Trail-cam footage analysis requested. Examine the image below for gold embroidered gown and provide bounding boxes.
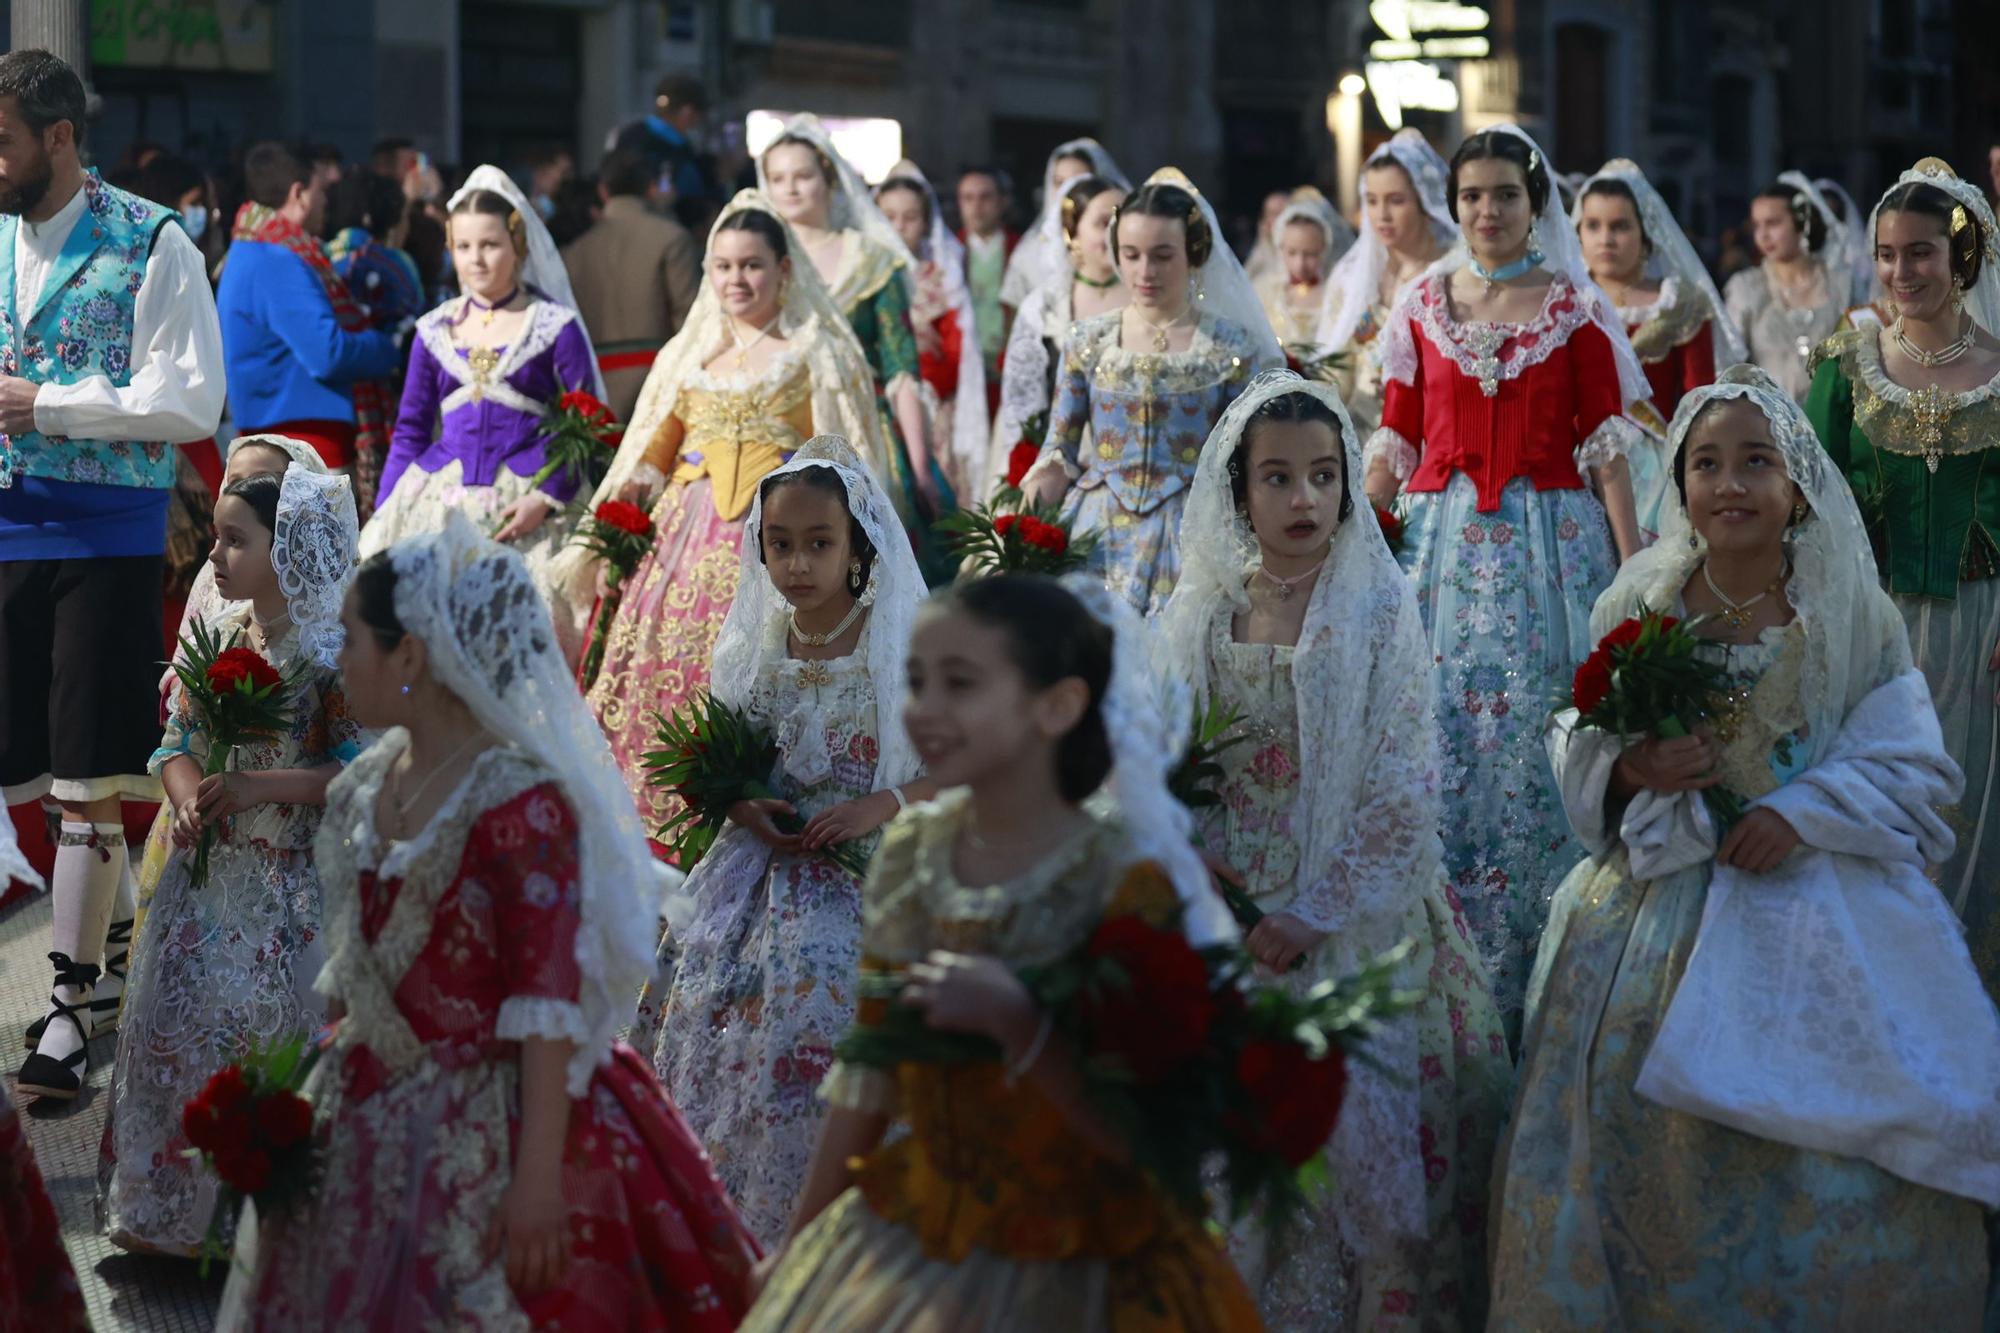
[743,793,1262,1332]
[586,351,814,831]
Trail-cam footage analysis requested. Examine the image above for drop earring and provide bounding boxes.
[848,559,863,594]
[1953,277,1968,311]
[1791,501,1808,525]
[1686,530,1700,551]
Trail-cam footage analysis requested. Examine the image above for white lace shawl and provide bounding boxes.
[1775,171,1859,314]
[548,190,891,610]
[879,163,989,487]
[990,280,1067,478]
[272,463,361,668]
[341,513,671,1096]
[755,114,920,311]
[1156,368,1436,1250]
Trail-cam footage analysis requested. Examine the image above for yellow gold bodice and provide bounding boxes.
[642,357,814,520]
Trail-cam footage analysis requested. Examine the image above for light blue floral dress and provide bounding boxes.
[1039,311,1274,614]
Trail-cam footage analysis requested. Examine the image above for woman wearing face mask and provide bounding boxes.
[988,174,1129,488]
[757,117,954,573]
[1252,189,1353,351]
[1807,159,2000,1000]
[1723,174,1853,401]
[363,166,604,659]
[1316,129,1457,440]
[873,167,988,500]
[1020,168,1284,615]
[553,192,888,834]
[1360,126,1650,1046]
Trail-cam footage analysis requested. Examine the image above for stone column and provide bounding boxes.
[11,0,92,84]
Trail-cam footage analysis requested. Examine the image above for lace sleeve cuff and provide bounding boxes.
[820,1060,899,1115]
[1574,413,1646,473]
[1288,868,1348,936]
[495,995,593,1046]
[1362,427,1419,483]
[630,461,668,494]
[1025,447,1080,485]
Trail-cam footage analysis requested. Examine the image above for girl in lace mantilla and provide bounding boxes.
[1488,366,2000,1328]
[639,438,936,1247]
[558,192,889,839]
[1159,372,1512,1329]
[1360,126,1651,1045]
[1722,174,1853,403]
[224,514,756,1331]
[744,575,1258,1332]
[97,464,364,1254]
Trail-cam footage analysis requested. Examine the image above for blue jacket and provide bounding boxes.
[216,239,400,428]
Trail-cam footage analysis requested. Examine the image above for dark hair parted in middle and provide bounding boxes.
[754,464,878,594]
[712,206,791,261]
[1876,179,1987,289]
[929,575,1115,802]
[1110,181,1213,268]
[1226,390,1355,520]
[1579,178,1652,255]
[1753,183,1828,253]
[1448,130,1551,221]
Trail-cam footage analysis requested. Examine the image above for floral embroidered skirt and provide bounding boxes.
[362,458,582,662]
[585,478,744,836]
[1060,485,1185,618]
[98,842,326,1255]
[1397,473,1617,1047]
[1899,582,2000,1001]
[1488,852,1987,1327]
[228,1042,757,1331]
[0,1081,89,1331]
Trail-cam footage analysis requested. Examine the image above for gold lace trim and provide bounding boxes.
[1824,328,2000,467]
[828,234,903,313]
[1706,624,1808,801]
[1626,281,1712,363]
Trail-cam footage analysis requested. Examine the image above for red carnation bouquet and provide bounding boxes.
[1567,606,1745,826]
[642,692,871,878]
[574,498,656,690]
[170,618,305,888]
[1002,410,1049,489]
[836,882,1412,1229]
[937,485,1100,577]
[529,384,622,496]
[180,1034,322,1272]
[1374,505,1405,555]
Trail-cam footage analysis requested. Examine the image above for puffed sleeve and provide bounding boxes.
[477,784,593,1046]
[380,330,442,505]
[871,276,923,390]
[1366,317,1424,482]
[1804,347,1855,473]
[1568,320,1647,471]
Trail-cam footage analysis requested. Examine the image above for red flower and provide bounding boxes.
[254,1090,313,1149]
[200,1065,252,1113]
[1571,649,1613,715]
[1599,617,1651,652]
[1285,351,1304,374]
[1005,441,1040,488]
[206,647,281,695]
[558,389,611,424]
[1020,517,1069,554]
[994,513,1022,537]
[182,1097,224,1152]
[1233,1038,1348,1166]
[1374,506,1403,547]
[1077,915,1214,1082]
[594,500,652,536]
[214,1144,272,1195]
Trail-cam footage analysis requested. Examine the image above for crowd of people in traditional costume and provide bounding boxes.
[3,40,2000,1333]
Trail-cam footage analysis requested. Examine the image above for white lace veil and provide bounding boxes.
[1813,176,1876,302]
[1003,138,1131,308]
[755,114,919,308]
[387,511,662,1096]
[1864,158,2000,337]
[1272,190,1357,274]
[1155,367,1433,1250]
[1057,574,1239,949]
[1316,129,1458,354]
[710,435,925,791]
[1595,363,1910,754]
[879,163,990,487]
[273,463,360,669]
[549,190,891,609]
[448,164,607,400]
[173,434,334,678]
[1129,167,1284,366]
[1774,171,1858,312]
[1377,125,1653,406]
[1573,159,1749,367]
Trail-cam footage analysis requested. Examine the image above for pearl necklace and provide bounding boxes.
[727,313,782,370]
[1892,314,1975,369]
[1254,556,1327,602]
[789,598,865,647]
[1701,558,1790,631]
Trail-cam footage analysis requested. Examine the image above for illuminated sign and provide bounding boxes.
[746,111,905,185]
[1368,0,1491,42]
[1364,60,1460,130]
[1368,35,1491,59]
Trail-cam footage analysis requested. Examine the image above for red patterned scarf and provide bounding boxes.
[236,202,397,516]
